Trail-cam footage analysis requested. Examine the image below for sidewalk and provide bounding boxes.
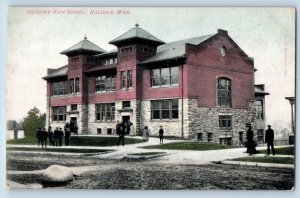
[7,137,294,167]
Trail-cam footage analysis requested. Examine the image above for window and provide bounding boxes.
[52,107,66,121]
[71,104,77,111]
[220,137,232,145]
[254,100,264,120]
[95,103,115,121]
[107,128,112,135]
[121,46,133,54]
[217,78,231,107]
[52,81,67,96]
[102,58,115,65]
[219,115,232,129]
[207,133,213,142]
[151,66,178,87]
[122,101,131,108]
[121,71,126,89]
[95,74,116,92]
[70,78,79,94]
[97,128,102,134]
[197,133,203,141]
[151,99,178,120]
[127,70,132,88]
[71,57,79,62]
[257,129,264,144]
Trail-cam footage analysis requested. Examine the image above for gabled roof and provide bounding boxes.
[141,35,213,64]
[61,36,106,55]
[43,65,68,80]
[109,24,165,45]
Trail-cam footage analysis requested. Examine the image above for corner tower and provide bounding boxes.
[60,36,106,134]
[109,24,165,132]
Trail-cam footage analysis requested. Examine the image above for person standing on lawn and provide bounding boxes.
[143,126,149,142]
[58,127,64,146]
[48,126,53,146]
[53,127,60,147]
[41,128,48,148]
[64,124,71,146]
[129,122,135,136]
[159,126,164,144]
[246,124,256,155]
[265,125,276,155]
[36,127,42,147]
[118,123,125,146]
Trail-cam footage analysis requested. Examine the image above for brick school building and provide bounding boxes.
[43,25,268,145]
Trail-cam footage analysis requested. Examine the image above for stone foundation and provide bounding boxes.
[187,99,257,145]
[47,98,258,146]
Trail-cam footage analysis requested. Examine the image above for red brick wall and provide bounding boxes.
[185,33,254,108]
[141,67,183,100]
[47,32,254,109]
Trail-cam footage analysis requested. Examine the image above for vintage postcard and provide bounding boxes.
[6,7,295,190]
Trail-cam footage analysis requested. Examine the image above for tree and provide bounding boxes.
[21,107,46,138]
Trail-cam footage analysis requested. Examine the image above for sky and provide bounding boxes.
[6,7,295,132]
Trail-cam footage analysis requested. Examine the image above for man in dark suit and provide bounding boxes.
[53,127,60,147]
[36,127,42,147]
[118,123,125,146]
[48,126,53,146]
[159,126,164,144]
[58,128,64,146]
[265,125,275,155]
[41,128,48,148]
[64,124,71,146]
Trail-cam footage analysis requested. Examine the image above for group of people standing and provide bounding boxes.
[246,123,275,156]
[116,121,165,146]
[116,121,134,146]
[36,120,78,148]
[142,126,164,144]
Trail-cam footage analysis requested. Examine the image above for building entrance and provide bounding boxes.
[70,117,77,123]
[122,116,130,124]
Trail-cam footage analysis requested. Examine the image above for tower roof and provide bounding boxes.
[61,36,106,56]
[109,24,165,45]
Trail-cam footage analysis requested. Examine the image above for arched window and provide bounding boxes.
[217,78,231,107]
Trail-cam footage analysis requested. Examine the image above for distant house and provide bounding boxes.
[43,25,268,146]
[6,120,24,140]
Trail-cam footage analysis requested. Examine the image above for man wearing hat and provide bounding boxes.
[265,125,275,155]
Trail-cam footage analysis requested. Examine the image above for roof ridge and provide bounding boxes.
[161,34,213,46]
[110,26,137,42]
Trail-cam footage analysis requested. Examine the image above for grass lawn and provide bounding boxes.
[7,136,143,147]
[257,146,294,155]
[69,136,143,146]
[6,147,112,153]
[231,156,294,164]
[142,142,237,150]
[128,152,166,156]
[7,137,37,145]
